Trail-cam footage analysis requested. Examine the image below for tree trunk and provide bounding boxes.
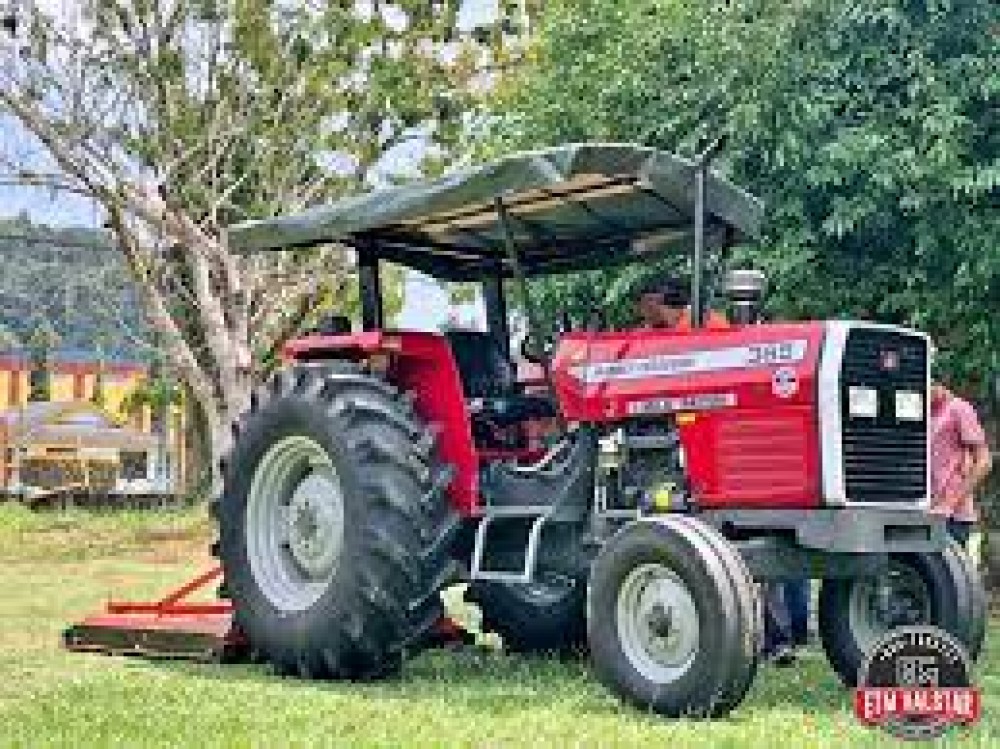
[206,407,232,498]
[181,381,248,502]
[182,394,211,499]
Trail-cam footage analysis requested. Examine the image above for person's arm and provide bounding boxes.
[954,442,992,500]
[944,401,992,506]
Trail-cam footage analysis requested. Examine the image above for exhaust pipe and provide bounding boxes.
[723,269,767,325]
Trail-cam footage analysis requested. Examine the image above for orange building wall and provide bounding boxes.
[0,361,144,420]
[50,373,76,404]
[100,372,146,421]
[0,358,188,495]
[0,370,27,412]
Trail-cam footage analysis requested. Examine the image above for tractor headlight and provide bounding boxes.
[848,386,878,418]
[894,391,924,421]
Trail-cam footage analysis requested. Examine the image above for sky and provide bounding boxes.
[0,0,500,331]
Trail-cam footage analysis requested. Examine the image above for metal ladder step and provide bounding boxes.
[480,504,554,517]
[470,513,548,584]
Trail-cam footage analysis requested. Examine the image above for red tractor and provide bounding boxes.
[205,144,982,717]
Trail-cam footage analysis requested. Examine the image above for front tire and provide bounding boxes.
[818,543,986,687]
[587,516,760,718]
[214,364,458,679]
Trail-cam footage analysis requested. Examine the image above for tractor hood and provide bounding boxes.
[225,143,764,281]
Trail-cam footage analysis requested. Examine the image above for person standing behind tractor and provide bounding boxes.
[930,376,992,549]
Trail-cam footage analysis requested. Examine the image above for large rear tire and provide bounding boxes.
[818,543,985,687]
[465,574,587,654]
[214,364,459,679]
[587,517,760,718]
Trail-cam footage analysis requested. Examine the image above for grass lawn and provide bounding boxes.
[0,504,996,748]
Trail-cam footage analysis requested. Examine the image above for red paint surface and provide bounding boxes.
[284,332,480,515]
[73,611,233,634]
[477,447,548,464]
[65,565,239,656]
[285,323,829,513]
[0,357,144,376]
[551,322,825,509]
[854,687,981,726]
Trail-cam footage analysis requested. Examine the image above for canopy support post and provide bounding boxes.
[692,136,727,329]
[693,165,706,329]
[494,198,566,432]
[482,275,510,359]
[358,247,383,331]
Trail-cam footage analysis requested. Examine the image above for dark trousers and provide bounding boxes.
[947,519,974,549]
[785,578,811,645]
[764,580,810,652]
[763,583,792,653]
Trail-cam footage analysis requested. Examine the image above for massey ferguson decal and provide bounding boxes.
[571,339,808,384]
[627,393,737,416]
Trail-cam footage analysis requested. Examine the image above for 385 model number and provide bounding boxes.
[748,341,803,366]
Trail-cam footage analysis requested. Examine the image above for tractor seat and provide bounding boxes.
[444,330,555,425]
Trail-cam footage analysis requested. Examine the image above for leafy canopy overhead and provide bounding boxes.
[484,0,999,397]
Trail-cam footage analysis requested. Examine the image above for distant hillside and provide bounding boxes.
[0,216,149,362]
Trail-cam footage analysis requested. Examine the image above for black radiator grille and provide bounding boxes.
[840,329,928,504]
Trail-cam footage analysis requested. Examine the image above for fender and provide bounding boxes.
[283,331,479,515]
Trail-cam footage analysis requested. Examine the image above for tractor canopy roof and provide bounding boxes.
[226,143,763,282]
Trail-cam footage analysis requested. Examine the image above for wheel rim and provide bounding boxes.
[616,563,700,683]
[245,435,345,612]
[848,563,932,655]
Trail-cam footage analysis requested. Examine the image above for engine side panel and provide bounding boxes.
[551,323,826,508]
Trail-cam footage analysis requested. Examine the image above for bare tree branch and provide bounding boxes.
[1,0,535,482]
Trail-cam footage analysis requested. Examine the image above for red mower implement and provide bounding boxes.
[64,564,472,660]
[63,566,242,661]
[66,143,985,718]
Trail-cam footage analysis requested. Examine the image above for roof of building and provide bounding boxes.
[0,401,158,450]
[0,356,145,375]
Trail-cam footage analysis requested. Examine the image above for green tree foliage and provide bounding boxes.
[485,0,999,396]
[0,217,145,361]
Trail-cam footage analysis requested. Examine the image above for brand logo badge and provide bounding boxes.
[880,349,900,371]
[771,367,798,398]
